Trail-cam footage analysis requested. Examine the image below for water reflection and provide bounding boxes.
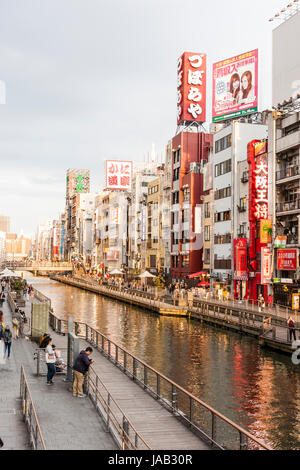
[28,274,300,450]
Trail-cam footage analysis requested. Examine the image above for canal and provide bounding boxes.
[28,274,300,450]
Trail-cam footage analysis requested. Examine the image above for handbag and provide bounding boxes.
[12,318,19,327]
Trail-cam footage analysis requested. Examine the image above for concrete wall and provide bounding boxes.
[273,11,300,105]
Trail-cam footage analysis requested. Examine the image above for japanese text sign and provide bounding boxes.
[106,161,133,191]
[234,238,248,281]
[212,49,258,122]
[261,247,272,285]
[277,249,298,271]
[254,146,268,221]
[177,52,207,124]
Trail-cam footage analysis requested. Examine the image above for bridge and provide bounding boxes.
[5,261,73,274]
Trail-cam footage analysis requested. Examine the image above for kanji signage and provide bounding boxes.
[177,52,207,124]
[260,219,272,244]
[105,161,133,191]
[277,249,298,271]
[261,247,272,285]
[233,238,248,281]
[254,142,268,220]
[212,49,258,122]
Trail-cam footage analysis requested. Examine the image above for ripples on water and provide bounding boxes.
[28,274,300,450]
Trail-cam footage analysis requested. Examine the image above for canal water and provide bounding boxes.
[27,274,300,450]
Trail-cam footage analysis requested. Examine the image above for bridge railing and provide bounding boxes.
[20,365,46,450]
[47,310,271,450]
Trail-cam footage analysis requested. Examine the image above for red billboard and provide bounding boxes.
[177,52,206,124]
[105,161,133,191]
[277,249,298,271]
[212,49,258,122]
[234,239,248,281]
[261,247,272,285]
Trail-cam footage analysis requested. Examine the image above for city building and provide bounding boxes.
[69,193,95,266]
[5,233,32,261]
[171,131,212,280]
[0,231,6,266]
[146,176,164,274]
[203,161,213,274]
[211,120,268,295]
[0,215,10,234]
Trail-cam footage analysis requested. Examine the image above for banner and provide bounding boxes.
[212,49,258,122]
[260,220,272,244]
[234,239,248,281]
[106,161,133,191]
[261,247,272,285]
[277,249,298,271]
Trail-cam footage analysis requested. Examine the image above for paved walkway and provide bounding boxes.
[0,300,31,450]
[2,296,116,450]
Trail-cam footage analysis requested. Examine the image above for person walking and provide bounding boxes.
[288,317,297,343]
[12,308,22,339]
[3,327,12,359]
[73,347,94,398]
[45,338,56,385]
[0,311,5,363]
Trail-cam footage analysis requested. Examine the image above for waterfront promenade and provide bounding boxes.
[52,275,298,355]
[0,286,271,450]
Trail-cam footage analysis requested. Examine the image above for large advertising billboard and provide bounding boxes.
[177,52,207,125]
[277,249,298,271]
[261,247,272,285]
[105,161,133,191]
[212,49,258,122]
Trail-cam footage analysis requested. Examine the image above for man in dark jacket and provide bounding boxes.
[73,347,94,397]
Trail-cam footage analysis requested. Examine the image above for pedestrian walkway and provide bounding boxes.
[0,301,30,450]
[2,297,116,450]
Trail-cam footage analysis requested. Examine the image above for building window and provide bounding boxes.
[181,231,190,244]
[204,226,210,242]
[173,168,180,181]
[204,202,210,219]
[214,258,232,270]
[181,255,190,268]
[214,211,231,223]
[214,233,232,244]
[215,186,232,201]
[173,150,181,164]
[215,159,232,177]
[239,197,247,211]
[183,187,190,202]
[172,212,179,225]
[172,192,179,205]
[215,134,232,154]
[172,255,179,268]
[204,249,210,265]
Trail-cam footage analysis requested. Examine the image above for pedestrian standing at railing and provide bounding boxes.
[288,317,297,342]
[3,326,12,359]
[73,347,94,398]
[45,338,56,385]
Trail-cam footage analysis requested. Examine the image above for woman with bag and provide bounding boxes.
[12,308,21,340]
[45,338,56,385]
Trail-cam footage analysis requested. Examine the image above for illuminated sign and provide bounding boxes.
[177,52,207,125]
[277,249,298,271]
[212,49,258,122]
[233,238,248,281]
[254,144,268,220]
[260,220,272,244]
[105,161,133,191]
[110,208,119,224]
[261,247,272,285]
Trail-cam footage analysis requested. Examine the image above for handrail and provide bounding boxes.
[87,366,151,450]
[20,365,46,450]
[47,307,271,450]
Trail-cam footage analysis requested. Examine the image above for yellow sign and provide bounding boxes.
[292,294,300,311]
[260,219,272,244]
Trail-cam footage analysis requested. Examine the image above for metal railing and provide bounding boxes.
[47,310,271,450]
[87,366,151,450]
[20,365,46,450]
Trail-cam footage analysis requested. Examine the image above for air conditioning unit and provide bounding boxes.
[190,162,201,174]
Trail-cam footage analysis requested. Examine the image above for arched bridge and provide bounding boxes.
[5,261,73,274]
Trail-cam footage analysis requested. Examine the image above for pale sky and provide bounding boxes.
[0,0,287,235]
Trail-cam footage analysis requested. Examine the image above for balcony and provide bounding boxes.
[277,165,300,183]
[276,130,300,153]
[277,199,300,215]
[237,206,247,213]
[241,174,249,183]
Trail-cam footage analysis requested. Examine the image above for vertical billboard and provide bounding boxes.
[177,52,207,124]
[261,247,272,285]
[212,49,258,122]
[105,161,133,191]
[233,238,248,281]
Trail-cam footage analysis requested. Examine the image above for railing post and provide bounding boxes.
[156,374,160,399]
[189,397,193,425]
[107,393,111,429]
[108,340,111,358]
[124,351,127,372]
[96,332,99,349]
[240,433,248,450]
[85,324,88,342]
[101,335,104,352]
[133,357,137,380]
[144,366,148,390]
[122,417,130,450]
[211,412,217,445]
[37,351,40,376]
[115,345,118,365]
[171,384,177,412]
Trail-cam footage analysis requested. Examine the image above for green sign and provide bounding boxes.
[212,107,258,123]
[273,278,281,284]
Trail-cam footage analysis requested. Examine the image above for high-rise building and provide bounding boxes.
[0,215,10,233]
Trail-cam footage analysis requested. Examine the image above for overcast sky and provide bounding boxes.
[0,0,287,235]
